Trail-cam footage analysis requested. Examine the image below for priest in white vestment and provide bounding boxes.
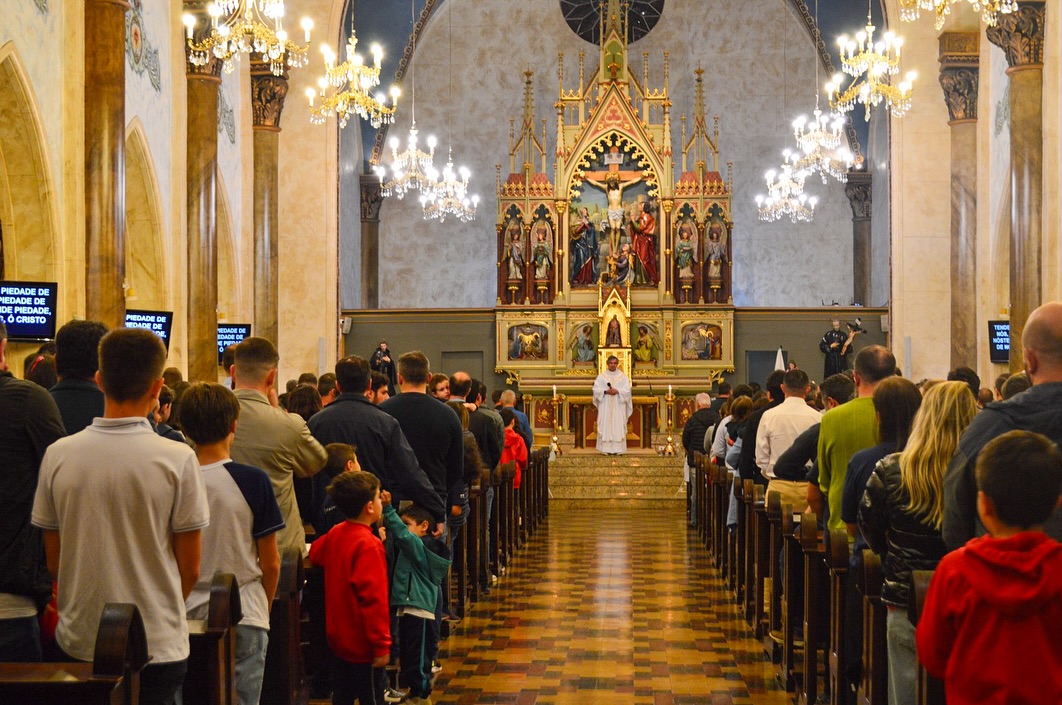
[593,355,633,454]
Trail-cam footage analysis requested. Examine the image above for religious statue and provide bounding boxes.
[705,221,727,304]
[610,243,635,285]
[533,223,553,280]
[632,325,658,365]
[629,202,659,286]
[584,172,643,255]
[604,315,623,347]
[572,324,596,362]
[569,207,598,286]
[674,221,697,303]
[505,223,525,282]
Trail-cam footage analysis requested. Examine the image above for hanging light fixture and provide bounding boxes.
[374,0,437,200]
[421,0,479,221]
[899,0,1016,29]
[305,11,400,129]
[183,0,313,76]
[756,0,817,223]
[828,0,916,121]
[792,0,855,184]
[756,149,818,223]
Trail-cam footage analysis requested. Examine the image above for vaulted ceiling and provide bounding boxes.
[345,0,888,168]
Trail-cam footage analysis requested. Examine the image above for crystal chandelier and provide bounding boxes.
[183,1,312,76]
[373,0,437,200]
[899,0,1016,29]
[306,37,400,129]
[421,153,480,222]
[756,149,818,224]
[797,141,855,184]
[828,2,916,121]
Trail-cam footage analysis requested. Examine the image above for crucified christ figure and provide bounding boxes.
[583,172,642,256]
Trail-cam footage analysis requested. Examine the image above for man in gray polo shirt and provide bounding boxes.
[33,328,208,705]
[230,337,327,557]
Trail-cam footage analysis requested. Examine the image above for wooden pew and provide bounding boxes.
[467,472,485,601]
[0,603,149,705]
[826,530,850,705]
[763,490,784,663]
[700,457,712,551]
[778,504,802,692]
[710,465,727,568]
[741,480,759,624]
[799,511,830,705]
[185,573,242,705]
[733,478,750,601]
[909,570,944,705]
[751,484,769,638]
[262,548,304,705]
[858,550,888,705]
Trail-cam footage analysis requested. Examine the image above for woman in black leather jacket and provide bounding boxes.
[858,380,978,705]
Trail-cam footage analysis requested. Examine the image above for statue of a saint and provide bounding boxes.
[572,324,596,362]
[675,222,697,302]
[630,202,659,285]
[705,222,727,303]
[584,172,642,255]
[605,315,623,347]
[632,325,658,364]
[570,208,598,286]
[533,224,552,280]
[505,224,525,282]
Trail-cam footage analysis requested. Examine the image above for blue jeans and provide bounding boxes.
[0,616,42,662]
[886,606,916,705]
[235,625,269,705]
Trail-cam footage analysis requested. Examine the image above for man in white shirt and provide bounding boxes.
[754,368,821,511]
[593,355,633,455]
[33,328,209,705]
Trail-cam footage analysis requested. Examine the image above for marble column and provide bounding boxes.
[250,63,288,346]
[85,0,130,328]
[987,2,1046,373]
[185,41,221,382]
[360,174,383,309]
[939,32,980,370]
[844,173,872,306]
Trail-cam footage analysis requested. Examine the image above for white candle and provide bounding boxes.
[553,385,557,398]
[668,384,673,396]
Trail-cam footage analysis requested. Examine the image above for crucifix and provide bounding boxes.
[582,146,644,255]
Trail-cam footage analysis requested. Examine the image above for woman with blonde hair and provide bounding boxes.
[858,380,978,705]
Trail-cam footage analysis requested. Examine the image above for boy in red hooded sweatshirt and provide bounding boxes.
[916,430,1062,704]
[500,408,528,490]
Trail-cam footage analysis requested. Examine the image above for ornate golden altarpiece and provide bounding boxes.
[494,0,735,448]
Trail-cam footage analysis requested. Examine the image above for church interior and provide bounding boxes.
[0,0,1059,702]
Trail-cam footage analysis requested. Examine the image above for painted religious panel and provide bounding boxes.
[506,323,549,362]
[681,322,724,361]
[631,321,662,368]
[569,321,598,365]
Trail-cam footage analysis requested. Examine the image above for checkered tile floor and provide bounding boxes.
[432,504,790,704]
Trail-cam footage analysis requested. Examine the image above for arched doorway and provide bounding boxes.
[124,119,167,309]
[216,167,240,323]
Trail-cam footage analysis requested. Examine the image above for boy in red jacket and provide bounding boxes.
[916,430,1062,704]
[308,471,390,705]
[499,408,528,489]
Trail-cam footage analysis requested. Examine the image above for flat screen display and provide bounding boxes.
[0,281,59,342]
[125,309,174,349]
[218,324,251,364]
[988,320,1010,364]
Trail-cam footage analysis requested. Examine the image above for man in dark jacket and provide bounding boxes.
[682,392,719,469]
[309,355,445,530]
[0,321,66,661]
[738,370,786,485]
[49,319,108,434]
[944,302,1062,549]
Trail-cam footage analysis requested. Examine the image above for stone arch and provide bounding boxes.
[124,118,167,309]
[216,167,239,322]
[0,42,59,282]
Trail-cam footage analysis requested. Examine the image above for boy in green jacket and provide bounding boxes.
[381,491,451,705]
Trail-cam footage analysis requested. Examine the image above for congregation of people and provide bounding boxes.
[685,301,1062,705]
[0,323,533,705]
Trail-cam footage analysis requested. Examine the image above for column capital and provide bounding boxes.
[938,32,979,123]
[360,174,384,221]
[250,62,289,131]
[844,172,872,221]
[986,2,1045,70]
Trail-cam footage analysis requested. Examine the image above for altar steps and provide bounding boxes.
[549,451,685,505]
